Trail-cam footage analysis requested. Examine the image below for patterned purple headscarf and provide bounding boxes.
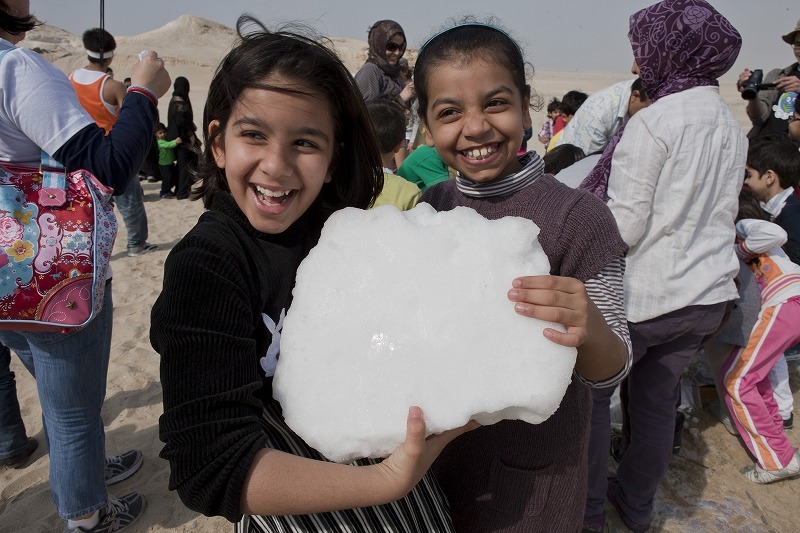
[580,0,742,200]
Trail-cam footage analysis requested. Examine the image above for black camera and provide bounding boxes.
[740,69,777,100]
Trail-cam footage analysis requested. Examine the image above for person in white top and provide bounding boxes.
[555,78,650,155]
[0,1,170,530]
[721,190,800,484]
[579,2,746,532]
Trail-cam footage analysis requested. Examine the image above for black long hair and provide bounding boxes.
[194,15,383,220]
[0,1,39,35]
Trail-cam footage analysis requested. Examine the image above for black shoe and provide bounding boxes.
[610,433,625,463]
[784,413,794,430]
[63,491,147,532]
[0,437,38,469]
[105,450,144,486]
[673,411,685,454]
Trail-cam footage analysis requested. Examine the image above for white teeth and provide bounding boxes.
[464,145,497,160]
[255,185,291,198]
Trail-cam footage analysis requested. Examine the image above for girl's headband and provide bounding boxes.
[418,22,519,55]
[86,49,113,59]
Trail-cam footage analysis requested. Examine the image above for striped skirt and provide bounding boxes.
[236,401,455,533]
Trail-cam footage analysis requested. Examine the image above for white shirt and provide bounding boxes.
[607,86,745,322]
[557,79,635,154]
[553,153,601,189]
[763,187,794,219]
[0,39,92,165]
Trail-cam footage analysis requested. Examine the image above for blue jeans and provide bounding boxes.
[0,286,113,519]
[115,180,148,248]
[0,342,29,459]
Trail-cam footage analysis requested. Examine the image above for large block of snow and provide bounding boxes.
[273,203,577,463]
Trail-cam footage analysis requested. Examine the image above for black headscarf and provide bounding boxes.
[172,76,191,100]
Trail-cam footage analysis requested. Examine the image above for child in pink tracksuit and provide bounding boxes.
[722,189,800,484]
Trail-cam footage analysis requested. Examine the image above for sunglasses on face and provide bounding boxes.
[386,41,405,52]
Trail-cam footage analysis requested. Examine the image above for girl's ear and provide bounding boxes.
[423,123,435,148]
[208,120,225,169]
[325,143,343,184]
[521,92,533,130]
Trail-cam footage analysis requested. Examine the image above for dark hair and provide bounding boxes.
[366,99,406,154]
[414,20,540,123]
[546,98,561,114]
[559,90,588,116]
[737,188,772,222]
[194,15,383,217]
[0,1,39,35]
[82,27,116,63]
[631,78,648,101]
[155,122,167,133]
[543,144,586,175]
[747,134,800,189]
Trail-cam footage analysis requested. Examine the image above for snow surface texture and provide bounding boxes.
[273,203,578,463]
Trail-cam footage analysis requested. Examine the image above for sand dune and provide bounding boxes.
[1,16,797,533]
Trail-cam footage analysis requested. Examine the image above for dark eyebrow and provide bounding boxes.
[430,85,516,109]
[231,116,331,143]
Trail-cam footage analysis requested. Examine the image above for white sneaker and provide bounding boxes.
[744,451,800,484]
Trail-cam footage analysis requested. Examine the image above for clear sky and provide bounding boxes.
[31,0,799,75]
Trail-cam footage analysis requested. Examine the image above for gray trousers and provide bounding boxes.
[585,302,727,529]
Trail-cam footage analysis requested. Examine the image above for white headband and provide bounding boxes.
[86,49,113,59]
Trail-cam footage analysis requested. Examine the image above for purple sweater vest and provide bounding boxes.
[420,175,627,532]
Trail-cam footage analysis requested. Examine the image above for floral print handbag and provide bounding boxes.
[0,153,117,331]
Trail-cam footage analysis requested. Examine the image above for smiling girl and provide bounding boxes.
[150,16,471,533]
[413,21,632,531]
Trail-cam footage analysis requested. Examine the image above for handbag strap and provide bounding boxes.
[40,151,66,194]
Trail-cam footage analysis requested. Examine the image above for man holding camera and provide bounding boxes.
[738,19,800,139]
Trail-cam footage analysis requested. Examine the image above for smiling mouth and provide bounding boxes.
[255,185,293,205]
[461,144,498,160]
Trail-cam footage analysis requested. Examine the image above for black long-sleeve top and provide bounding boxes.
[151,192,311,521]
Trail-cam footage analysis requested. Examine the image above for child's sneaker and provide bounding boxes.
[784,413,793,430]
[105,450,143,486]
[63,492,146,532]
[744,451,800,484]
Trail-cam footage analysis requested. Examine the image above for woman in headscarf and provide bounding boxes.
[166,76,198,199]
[579,2,747,532]
[354,20,415,106]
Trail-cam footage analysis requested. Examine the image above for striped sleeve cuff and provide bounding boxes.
[575,256,632,388]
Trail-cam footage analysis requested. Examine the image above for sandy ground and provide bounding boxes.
[2,16,798,533]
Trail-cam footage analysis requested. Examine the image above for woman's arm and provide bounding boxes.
[52,53,170,194]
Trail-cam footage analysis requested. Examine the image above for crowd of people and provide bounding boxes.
[2,0,799,532]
